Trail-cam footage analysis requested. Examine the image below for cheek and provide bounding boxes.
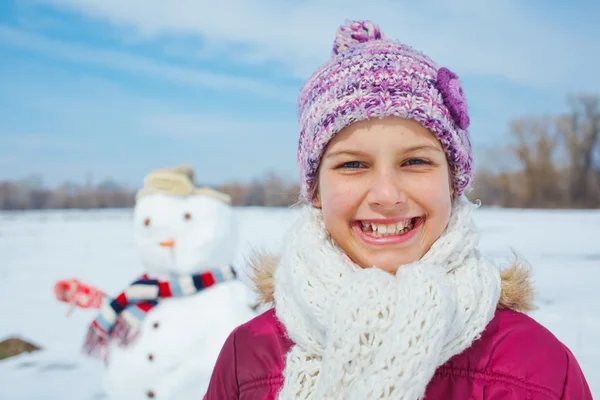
[319,173,360,216]
[420,172,453,230]
[433,195,452,227]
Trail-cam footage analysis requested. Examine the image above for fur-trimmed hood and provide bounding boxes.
[248,253,536,313]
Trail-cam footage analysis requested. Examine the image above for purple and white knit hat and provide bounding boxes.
[297,20,473,201]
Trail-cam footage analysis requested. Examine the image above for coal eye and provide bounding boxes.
[184,212,192,221]
[144,218,151,227]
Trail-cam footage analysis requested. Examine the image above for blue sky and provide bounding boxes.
[0,0,598,189]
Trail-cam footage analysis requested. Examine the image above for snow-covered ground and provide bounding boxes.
[0,206,598,398]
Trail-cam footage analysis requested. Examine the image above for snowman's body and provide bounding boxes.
[103,281,251,399]
[102,189,256,399]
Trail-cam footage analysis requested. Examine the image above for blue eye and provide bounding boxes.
[341,161,363,168]
[406,159,428,166]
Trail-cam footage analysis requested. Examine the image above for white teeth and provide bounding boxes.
[360,219,416,237]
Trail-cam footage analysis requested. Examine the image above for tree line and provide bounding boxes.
[470,95,599,208]
[1,95,598,210]
[0,173,300,210]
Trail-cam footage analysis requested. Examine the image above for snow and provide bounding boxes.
[0,206,598,398]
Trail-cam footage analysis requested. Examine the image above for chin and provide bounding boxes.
[361,251,422,273]
[365,260,401,274]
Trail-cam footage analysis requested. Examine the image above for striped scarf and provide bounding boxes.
[83,265,237,362]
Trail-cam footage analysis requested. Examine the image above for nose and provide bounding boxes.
[159,240,175,248]
[368,169,407,208]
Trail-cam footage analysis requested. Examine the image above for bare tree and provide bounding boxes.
[510,117,563,207]
[244,182,266,206]
[263,173,301,207]
[0,183,31,210]
[217,182,247,206]
[556,95,600,207]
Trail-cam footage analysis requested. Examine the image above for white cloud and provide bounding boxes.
[0,25,298,101]
[29,0,599,90]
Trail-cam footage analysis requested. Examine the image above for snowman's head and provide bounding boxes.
[133,192,237,276]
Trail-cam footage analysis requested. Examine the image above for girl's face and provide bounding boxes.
[314,116,453,273]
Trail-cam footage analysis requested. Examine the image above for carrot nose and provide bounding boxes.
[159,240,175,248]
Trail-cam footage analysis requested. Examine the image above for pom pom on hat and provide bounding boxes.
[332,20,386,55]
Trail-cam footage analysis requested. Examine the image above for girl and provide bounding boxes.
[205,21,592,399]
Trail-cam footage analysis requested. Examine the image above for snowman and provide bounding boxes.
[54,165,257,399]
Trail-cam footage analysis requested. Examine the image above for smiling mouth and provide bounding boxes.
[357,217,424,238]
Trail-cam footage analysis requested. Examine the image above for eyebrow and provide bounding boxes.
[326,144,443,159]
[325,150,369,159]
[401,144,444,154]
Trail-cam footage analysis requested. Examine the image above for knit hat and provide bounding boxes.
[297,20,473,201]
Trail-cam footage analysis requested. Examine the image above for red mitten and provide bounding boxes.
[54,278,105,310]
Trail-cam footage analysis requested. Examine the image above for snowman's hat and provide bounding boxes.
[135,164,232,204]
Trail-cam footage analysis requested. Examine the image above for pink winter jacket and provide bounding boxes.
[205,261,593,399]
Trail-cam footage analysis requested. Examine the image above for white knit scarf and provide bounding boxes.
[273,197,501,399]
